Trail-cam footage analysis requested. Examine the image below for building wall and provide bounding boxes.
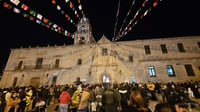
[0,36,200,88]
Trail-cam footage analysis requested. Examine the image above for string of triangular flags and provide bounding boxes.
[52,0,76,26]
[51,0,85,26]
[1,0,74,38]
[116,0,136,39]
[113,0,121,40]
[113,0,161,41]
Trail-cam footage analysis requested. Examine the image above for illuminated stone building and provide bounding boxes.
[0,18,200,88]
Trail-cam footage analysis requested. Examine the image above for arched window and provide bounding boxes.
[102,74,109,83]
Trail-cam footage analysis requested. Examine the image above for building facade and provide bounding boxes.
[0,18,200,88]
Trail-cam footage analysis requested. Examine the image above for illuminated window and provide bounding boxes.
[148,66,156,77]
[166,65,175,77]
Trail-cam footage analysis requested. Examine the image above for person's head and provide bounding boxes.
[128,90,145,107]
[11,91,18,99]
[155,103,173,112]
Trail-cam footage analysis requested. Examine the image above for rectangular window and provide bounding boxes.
[128,55,133,62]
[17,61,23,70]
[198,42,200,48]
[166,65,176,76]
[148,66,156,77]
[184,64,195,76]
[55,59,60,68]
[144,45,151,55]
[78,59,82,65]
[13,77,18,87]
[177,43,185,52]
[102,48,108,56]
[35,58,43,69]
[52,76,57,85]
[160,44,168,54]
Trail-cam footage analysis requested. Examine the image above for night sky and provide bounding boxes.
[0,0,200,70]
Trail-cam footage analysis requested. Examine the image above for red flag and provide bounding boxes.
[3,2,12,9]
[70,2,73,8]
[142,1,147,7]
[43,17,48,23]
[65,14,70,21]
[46,25,50,29]
[78,0,81,3]
[29,16,35,21]
[67,32,70,37]
[21,3,29,11]
[58,26,61,31]
[153,0,158,7]
[77,14,79,18]
[52,0,56,4]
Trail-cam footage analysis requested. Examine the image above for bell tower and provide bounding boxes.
[74,17,95,45]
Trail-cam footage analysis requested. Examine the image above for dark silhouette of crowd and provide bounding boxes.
[0,80,200,112]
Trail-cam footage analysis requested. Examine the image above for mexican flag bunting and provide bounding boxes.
[36,13,43,20]
[142,0,147,7]
[3,2,12,9]
[41,23,46,27]
[144,10,148,16]
[53,24,58,28]
[23,13,29,18]
[78,5,82,10]
[50,27,54,31]
[48,21,53,26]
[29,16,35,21]
[65,14,70,21]
[78,0,80,4]
[58,26,61,31]
[153,0,158,7]
[10,0,20,6]
[65,0,69,3]
[36,20,41,24]
[43,17,48,23]
[67,32,70,37]
[13,7,20,14]
[61,10,65,15]
[46,24,50,29]
[57,5,61,10]
[70,19,73,23]
[52,0,56,4]
[65,30,68,36]
[69,1,73,8]
[21,3,29,11]
[76,14,79,18]
[29,9,37,16]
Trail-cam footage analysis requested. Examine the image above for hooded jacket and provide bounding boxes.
[59,91,71,104]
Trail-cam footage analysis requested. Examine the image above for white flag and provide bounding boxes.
[37,13,43,20]
[65,0,69,3]
[57,5,61,10]
[10,0,20,6]
[78,5,82,10]
[13,7,20,13]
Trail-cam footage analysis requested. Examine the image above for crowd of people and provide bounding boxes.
[0,80,200,112]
